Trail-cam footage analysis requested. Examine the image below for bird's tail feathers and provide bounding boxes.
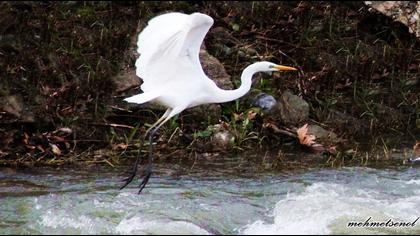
[124,92,160,104]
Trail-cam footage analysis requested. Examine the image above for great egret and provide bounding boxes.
[120,12,297,194]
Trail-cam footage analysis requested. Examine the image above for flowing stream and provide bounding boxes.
[1,154,420,235]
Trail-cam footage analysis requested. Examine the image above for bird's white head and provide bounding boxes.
[257,61,298,72]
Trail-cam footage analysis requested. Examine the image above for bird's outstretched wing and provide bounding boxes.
[135,12,214,92]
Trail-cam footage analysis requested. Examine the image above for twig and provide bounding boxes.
[263,123,297,138]
[110,105,133,113]
[91,123,134,129]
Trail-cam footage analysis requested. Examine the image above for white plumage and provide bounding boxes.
[133,12,213,92]
[121,12,297,193]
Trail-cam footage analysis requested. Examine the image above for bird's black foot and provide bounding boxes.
[119,128,157,194]
[138,164,153,194]
[120,169,137,190]
[120,163,153,194]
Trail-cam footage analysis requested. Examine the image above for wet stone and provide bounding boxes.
[252,93,277,113]
[208,124,235,151]
[272,90,310,125]
[307,124,339,144]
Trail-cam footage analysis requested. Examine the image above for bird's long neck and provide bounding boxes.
[211,63,261,103]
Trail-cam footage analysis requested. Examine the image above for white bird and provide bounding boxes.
[120,12,297,193]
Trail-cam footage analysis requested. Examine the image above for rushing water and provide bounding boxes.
[1,155,420,235]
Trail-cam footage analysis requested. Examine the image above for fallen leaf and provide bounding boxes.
[112,143,128,150]
[0,150,9,157]
[296,124,316,146]
[50,144,61,156]
[23,132,30,145]
[54,127,73,134]
[247,111,257,120]
[48,135,66,142]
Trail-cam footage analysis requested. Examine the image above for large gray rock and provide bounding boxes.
[273,90,310,125]
[325,110,366,136]
[306,124,338,144]
[0,95,34,123]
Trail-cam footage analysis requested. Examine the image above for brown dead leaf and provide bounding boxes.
[40,84,52,96]
[54,127,73,135]
[296,124,316,146]
[50,144,61,156]
[247,110,257,120]
[25,145,36,150]
[0,150,9,157]
[48,135,66,142]
[23,132,30,145]
[112,143,128,150]
[296,124,337,154]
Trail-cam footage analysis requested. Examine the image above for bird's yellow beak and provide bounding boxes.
[273,65,298,71]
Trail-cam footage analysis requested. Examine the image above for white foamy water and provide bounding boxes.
[242,181,420,235]
[1,165,420,235]
[116,216,210,235]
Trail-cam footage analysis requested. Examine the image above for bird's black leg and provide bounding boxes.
[137,127,159,194]
[120,134,147,190]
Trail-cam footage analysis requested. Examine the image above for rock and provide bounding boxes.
[112,68,140,93]
[208,124,235,151]
[209,26,241,47]
[185,104,222,126]
[0,95,35,123]
[273,90,309,125]
[307,124,338,144]
[295,123,339,154]
[251,92,277,113]
[325,110,366,135]
[365,1,420,38]
[199,46,233,90]
[112,21,141,95]
[0,95,22,118]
